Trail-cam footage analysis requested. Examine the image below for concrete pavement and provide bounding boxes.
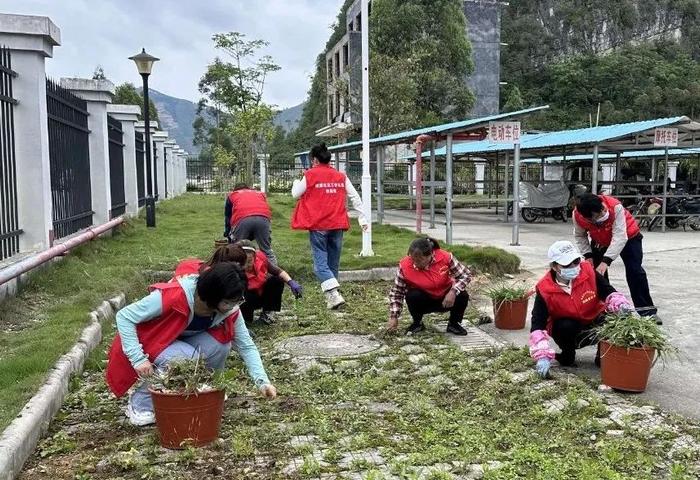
[383,208,700,419]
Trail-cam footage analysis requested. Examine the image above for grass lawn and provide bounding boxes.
[20,282,700,479]
[0,194,518,431]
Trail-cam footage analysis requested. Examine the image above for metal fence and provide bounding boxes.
[152,141,159,200]
[186,158,259,193]
[107,115,126,217]
[0,46,21,261]
[46,78,92,240]
[135,131,146,207]
[163,147,168,198]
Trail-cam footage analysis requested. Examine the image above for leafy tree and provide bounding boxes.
[113,82,159,123]
[195,32,280,183]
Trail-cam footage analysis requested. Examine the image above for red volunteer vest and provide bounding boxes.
[174,258,205,277]
[105,281,238,397]
[228,189,271,227]
[291,164,350,231]
[536,262,605,334]
[398,248,455,299]
[246,250,269,295]
[573,195,640,247]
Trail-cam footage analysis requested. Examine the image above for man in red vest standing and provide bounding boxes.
[573,193,659,324]
[224,184,277,265]
[291,143,368,310]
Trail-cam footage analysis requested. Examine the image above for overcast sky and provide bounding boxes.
[3,0,345,108]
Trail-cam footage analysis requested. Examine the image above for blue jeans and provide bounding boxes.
[130,331,231,413]
[309,230,344,290]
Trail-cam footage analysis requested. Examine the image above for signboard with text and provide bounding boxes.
[488,121,521,144]
[654,128,678,147]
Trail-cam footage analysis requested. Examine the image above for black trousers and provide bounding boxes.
[240,276,284,323]
[550,315,604,365]
[591,234,656,315]
[405,289,469,326]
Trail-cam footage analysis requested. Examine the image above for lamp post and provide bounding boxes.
[129,48,159,227]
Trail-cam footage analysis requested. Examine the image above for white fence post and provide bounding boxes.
[107,104,140,216]
[61,77,115,226]
[0,14,60,251]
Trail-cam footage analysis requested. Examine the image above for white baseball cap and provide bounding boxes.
[547,240,581,266]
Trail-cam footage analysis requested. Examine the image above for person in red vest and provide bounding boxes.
[573,193,659,324]
[386,237,472,336]
[529,240,636,378]
[291,143,368,310]
[235,240,303,325]
[224,183,277,265]
[106,262,276,426]
[174,242,303,326]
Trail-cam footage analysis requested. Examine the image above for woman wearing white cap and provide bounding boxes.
[529,240,635,378]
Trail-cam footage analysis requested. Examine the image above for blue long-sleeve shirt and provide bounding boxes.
[115,275,270,387]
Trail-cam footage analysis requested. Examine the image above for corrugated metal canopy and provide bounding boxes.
[294,105,549,156]
[400,116,700,160]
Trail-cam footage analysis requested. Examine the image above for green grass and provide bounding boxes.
[0,194,518,431]
[21,281,700,479]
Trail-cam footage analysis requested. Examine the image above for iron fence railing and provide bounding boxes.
[46,78,93,240]
[107,115,126,217]
[135,131,146,207]
[0,46,21,260]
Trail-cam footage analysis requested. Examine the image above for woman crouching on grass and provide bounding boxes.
[105,262,277,427]
[386,237,473,336]
[175,242,303,326]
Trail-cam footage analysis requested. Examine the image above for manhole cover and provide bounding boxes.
[276,333,382,358]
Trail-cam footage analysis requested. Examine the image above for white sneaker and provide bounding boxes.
[125,402,156,426]
[325,288,346,310]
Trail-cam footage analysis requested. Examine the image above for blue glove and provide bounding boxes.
[287,280,303,299]
[535,358,551,379]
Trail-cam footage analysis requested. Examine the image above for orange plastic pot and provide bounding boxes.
[150,388,225,449]
[493,298,528,330]
[599,340,656,392]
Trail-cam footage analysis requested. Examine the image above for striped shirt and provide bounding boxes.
[389,254,472,319]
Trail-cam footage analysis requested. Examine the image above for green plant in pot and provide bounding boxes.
[149,357,227,449]
[485,283,531,330]
[595,312,677,392]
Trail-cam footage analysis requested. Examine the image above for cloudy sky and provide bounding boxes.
[4,0,345,108]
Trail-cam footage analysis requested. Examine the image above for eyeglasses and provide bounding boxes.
[219,297,245,311]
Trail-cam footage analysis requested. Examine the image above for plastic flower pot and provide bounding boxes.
[493,297,528,330]
[150,388,225,449]
[599,340,656,392]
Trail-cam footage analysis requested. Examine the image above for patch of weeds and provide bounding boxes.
[298,455,322,477]
[39,431,76,458]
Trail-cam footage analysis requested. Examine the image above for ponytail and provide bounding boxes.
[408,237,440,256]
[310,143,332,164]
[207,244,247,268]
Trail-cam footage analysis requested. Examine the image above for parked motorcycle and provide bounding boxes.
[645,195,700,231]
[507,181,569,223]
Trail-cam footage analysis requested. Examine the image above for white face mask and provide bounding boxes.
[595,211,610,224]
[559,265,581,281]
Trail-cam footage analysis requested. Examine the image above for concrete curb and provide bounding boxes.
[0,294,125,480]
[146,267,398,283]
[338,267,397,282]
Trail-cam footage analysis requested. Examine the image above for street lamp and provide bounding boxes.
[129,48,159,227]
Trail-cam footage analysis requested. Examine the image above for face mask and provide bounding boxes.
[595,211,609,224]
[559,265,581,281]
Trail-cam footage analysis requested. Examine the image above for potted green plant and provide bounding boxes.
[595,312,676,392]
[485,283,531,330]
[149,357,226,449]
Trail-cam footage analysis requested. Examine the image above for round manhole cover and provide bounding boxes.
[276,334,382,358]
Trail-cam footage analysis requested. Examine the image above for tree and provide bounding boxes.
[113,82,159,123]
[195,32,280,184]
